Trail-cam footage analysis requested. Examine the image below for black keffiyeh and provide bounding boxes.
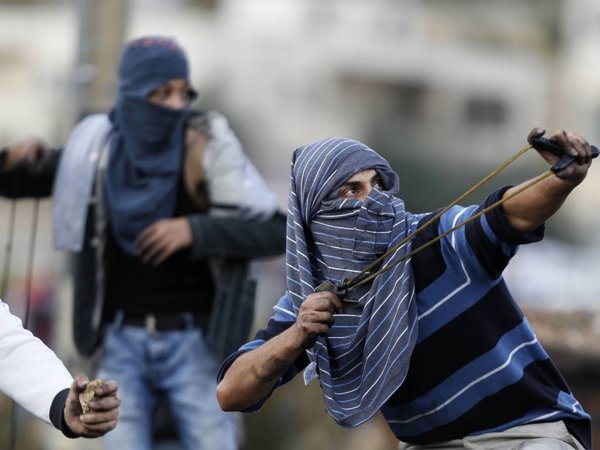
[286,137,418,427]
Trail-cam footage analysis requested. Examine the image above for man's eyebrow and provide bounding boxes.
[339,181,361,188]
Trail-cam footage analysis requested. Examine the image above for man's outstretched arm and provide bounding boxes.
[502,128,593,233]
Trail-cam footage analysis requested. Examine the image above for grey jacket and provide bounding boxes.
[0,112,286,361]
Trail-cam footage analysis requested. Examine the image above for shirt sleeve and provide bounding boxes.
[482,186,545,245]
[433,186,544,281]
[49,388,78,438]
[187,211,286,260]
[0,300,73,425]
[216,291,309,411]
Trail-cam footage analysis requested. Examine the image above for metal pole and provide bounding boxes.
[72,0,129,121]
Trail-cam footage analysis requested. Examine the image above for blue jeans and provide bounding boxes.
[97,313,237,450]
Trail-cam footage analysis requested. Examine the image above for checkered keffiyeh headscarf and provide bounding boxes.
[286,137,418,427]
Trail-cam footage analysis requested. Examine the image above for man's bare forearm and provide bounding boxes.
[216,325,305,411]
[217,291,342,411]
[501,175,576,233]
[502,129,593,233]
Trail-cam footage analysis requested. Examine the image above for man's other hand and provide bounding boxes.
[528,128,593,184]
[1,137,51,172]
[136,217,193,266]
[292,291,343,349]
[64,375,120,438]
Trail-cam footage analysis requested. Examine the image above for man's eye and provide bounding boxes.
[339,186,357,198]
[153,89,170,99]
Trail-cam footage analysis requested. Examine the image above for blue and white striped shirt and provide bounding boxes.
[218,186,591,448]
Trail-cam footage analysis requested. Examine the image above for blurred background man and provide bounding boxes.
[0,35,286,450]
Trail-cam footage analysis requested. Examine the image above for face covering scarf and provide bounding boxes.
[105,36,189,255]
[286,137,418,427]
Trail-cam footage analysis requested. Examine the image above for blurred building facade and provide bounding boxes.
[1,0,600,449]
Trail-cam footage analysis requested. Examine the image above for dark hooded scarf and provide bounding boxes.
[105,36,190,255]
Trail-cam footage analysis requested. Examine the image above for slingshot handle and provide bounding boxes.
[530,137,598,173]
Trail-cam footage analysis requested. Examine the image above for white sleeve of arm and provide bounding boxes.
[0,300,73,424]
[204,112,278,220]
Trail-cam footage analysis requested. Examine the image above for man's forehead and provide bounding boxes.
[345,169,378,183]
[158,78,189,86]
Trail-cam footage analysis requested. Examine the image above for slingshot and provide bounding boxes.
[317,137,599,298]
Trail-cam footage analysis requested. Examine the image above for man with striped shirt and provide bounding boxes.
[217,128,593,449]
